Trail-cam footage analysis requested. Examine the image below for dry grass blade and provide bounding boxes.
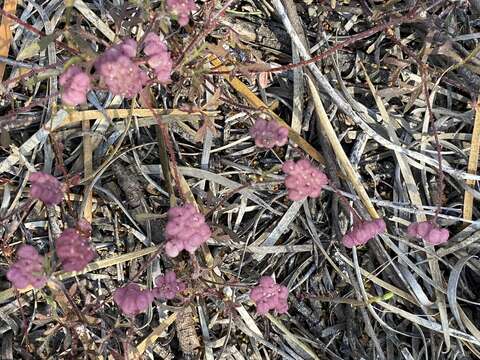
[0,0,17,81]
[463,99,480,221]
[359,62,425,222]
[265,313,321,360]
[307,76,379,218]
[73,0,115,41]
[81,118,93,221]
[133,313,177,356]
[447,255,475,332]
[209,55,325,164]
[377,300,480,346]
[3,0,480,358]
[0,110,69,173]
[0,246,159,303]
[252,199,303,260]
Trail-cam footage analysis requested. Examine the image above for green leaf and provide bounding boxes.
[17,33,60,61]
[37,33,61,52]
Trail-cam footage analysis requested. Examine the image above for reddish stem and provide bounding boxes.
[386,33,444,222]
[158,121,186,202]
[330,186,364,224]
[0,8,80,56]
[2,63,61,89]
[174,0,234,69]
[209,10,419,76]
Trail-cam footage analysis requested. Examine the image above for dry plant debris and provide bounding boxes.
[1,0,480,359]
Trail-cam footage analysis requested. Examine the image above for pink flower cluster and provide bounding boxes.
[95,39,148,98]
[153,271,186,300]
[29,172,64,206]
[75,218,92,237]
[59,66,91,106]
[249,119,289,149]
[164,204,211,257]
[113,271,185,315]
[282,159,329,201]
[143,32,173,84]
[6,245,47,289]
[407,221,449,245]
[342,219,386,248]
[113,283,153,316]
[250,276,288,315]
[56,224,95,272]
[166,0,196,26]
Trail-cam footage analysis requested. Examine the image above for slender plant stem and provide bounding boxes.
[0,7,80,55]
[174,0,234,69]
[386,32,445,222]
[209,9,419,76]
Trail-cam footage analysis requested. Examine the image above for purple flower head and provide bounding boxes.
[149,53,173,84]
[6,245,47,289]
[164,204,211,257]
[250,276,288,315]
[153,271,186,300]
[166,0,196,26]
[249,119,289,149]
[143,32,167,56]
[113,283,153,316]
[282,159,329,201]
[56,228,95,271]
[75,218,92,237]
[143,32,172,84]
[407,221,449,246]
[95,39,148,98]
[342,218,386,248]
[29,172,64,206]
[117,38,137,58]
[59,65,91,106]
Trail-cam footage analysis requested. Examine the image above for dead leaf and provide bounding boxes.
[176,306,200,355]
[194,115,219,142]
[258,71,272,88]
[206,43,228,58]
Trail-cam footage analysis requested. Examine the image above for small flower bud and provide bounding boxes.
[166,0,196,26]
[6,245,47,289]
[164,204,211,257]
[153,271,186,300]
[29,172,64,205]
[250,276,288,315]
[282,159,328,201]
[342,219,386,248]
[114,283,153,316]
[95,39,148,98]
[143,32,173,84]
[407,221,449,245]
[56,228,95,271]
[249,119,288,149]
[59,66,91,106]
